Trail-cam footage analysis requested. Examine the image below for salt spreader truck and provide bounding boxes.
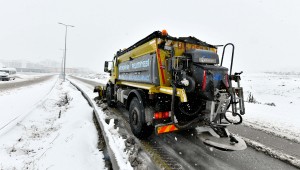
[95,30,247,151]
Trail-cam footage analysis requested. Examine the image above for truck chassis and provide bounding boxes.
[95,30,246,151]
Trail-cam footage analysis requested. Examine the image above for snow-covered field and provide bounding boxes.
[242,72,300,142]
[0,77,105,169]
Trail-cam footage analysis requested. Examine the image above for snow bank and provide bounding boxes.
[69,78,134,170]
[0,79,105,169]
[243,137,300,168]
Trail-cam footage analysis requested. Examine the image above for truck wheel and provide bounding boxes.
[129,97,153,139]
[106,85,115,107]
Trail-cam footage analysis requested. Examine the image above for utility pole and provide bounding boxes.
[59,49,64,78]
[58,22,74,81]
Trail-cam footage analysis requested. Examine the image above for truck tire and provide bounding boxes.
[129,97,153,139]
[106,85,115,107]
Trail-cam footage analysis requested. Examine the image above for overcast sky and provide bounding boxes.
[0,0,299,73]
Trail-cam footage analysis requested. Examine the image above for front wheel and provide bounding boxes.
[129,97,153,139]
[106,85,115,107]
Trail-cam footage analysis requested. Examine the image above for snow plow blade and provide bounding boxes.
[198,132,247,151]
[94,86,105,99]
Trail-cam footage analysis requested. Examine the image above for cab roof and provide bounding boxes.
[115,31,216,57]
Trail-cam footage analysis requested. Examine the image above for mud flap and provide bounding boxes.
[155,124,179,135]
[197,127,247,151]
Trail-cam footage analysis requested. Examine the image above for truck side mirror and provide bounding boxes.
[104,61,113,73]
[104,61,109,72]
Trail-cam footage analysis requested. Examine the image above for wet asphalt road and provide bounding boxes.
[113,106,298,170]
[151,131,298,170]
[70,76,299,170]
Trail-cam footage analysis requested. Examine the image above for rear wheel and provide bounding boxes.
[129,97,153,139]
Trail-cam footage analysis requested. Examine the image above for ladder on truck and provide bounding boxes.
[220,43,245,118]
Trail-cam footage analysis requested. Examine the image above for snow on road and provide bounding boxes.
[0,79,105,170]
[0,73,52,84]
[242,72,300,142]
[71,73,109,85]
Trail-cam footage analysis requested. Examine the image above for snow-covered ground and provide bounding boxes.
[0,77,105,169]
[242,72,300,142]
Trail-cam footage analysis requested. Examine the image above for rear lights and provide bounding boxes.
[202,70,207,91]
[154,111,170,119]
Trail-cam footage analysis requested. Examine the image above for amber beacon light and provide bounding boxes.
[161,29,168,36]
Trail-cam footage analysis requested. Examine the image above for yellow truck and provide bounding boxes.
[95,30,246,151]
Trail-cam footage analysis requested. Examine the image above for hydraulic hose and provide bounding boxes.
[171,82,201,129]
[224,112,242,125]
[178,101,202,116]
